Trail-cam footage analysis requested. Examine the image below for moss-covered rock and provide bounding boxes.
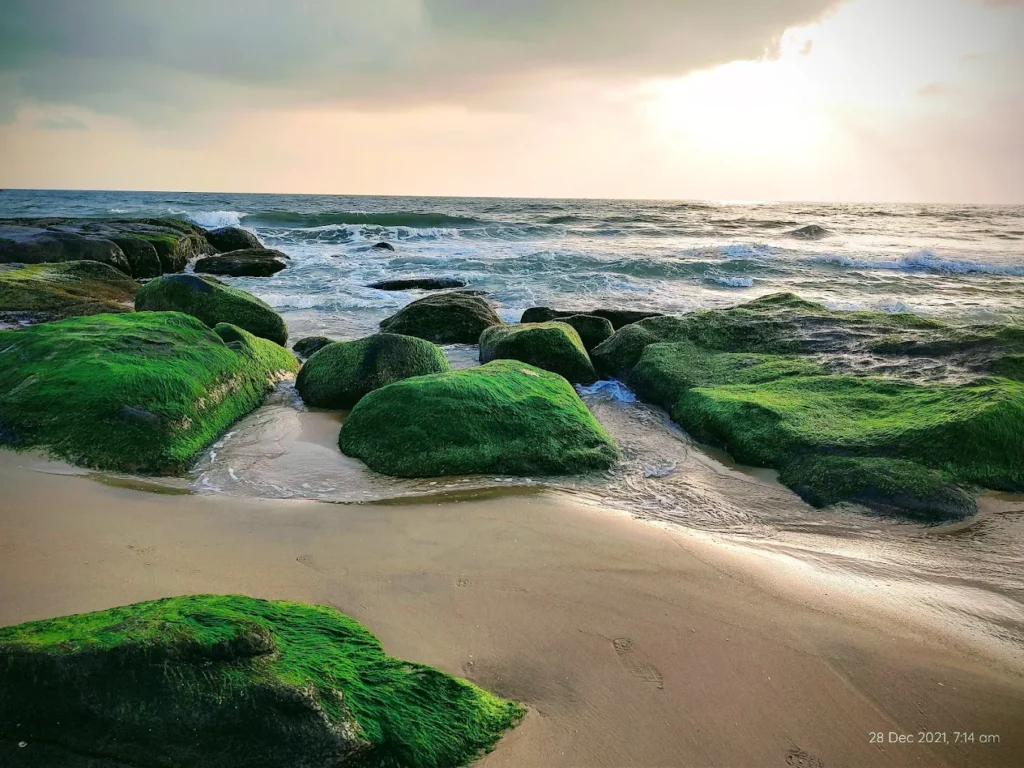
[628,341,827,409]
[135,274,288,345]
[0,312,297,474]
[479,322,597,384]
[380,291,502,344]
[195,248,289,277]
[778,456,976,521]
[340,360,619,477]
[205,226,264,252]
[0,261,139,324]
[297,333,451,409]
[0,594,522,768]
[293,335,334,359]
[106,235,163,278]
[557,314,614,352]
[0,224,131,274]
[520,306,661,330]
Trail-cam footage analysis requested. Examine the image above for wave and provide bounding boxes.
[708,276,755,288]
[240,211,482,229]
[180,210,245,229]
[818,249,1024,277]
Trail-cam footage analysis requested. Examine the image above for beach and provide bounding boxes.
[3,450,1022,767]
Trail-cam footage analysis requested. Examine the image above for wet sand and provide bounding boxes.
[1,451,1022,767]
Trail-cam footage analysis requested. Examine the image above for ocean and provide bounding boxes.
[3,188,1024,666]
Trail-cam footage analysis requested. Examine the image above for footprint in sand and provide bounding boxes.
[612,638,664,689]
[456,576,475,588]
[787,748,826,768]
[296,554,326,573]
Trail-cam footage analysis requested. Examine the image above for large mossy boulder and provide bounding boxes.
[0,224,132,274]
[293,335,334,359]
[379,291,502,344]
[340,360,619,477]
[521,306,661,330]
[557,314,614,352]
[479,322,597,384]
[205,225,263,252]
[0,261,139,324]
[195,248,289,277]
[0,313,297,474]
[135,274,288,345]
[0,594,522,768]
[297,333,450,409]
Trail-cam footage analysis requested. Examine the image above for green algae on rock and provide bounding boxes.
[479,321,597,384]
[204,225,264,252]
[521,306,661,330]
[195,248,289,277]
[379,291,502,344]
[554,314,615,352]
[0,312,298,474]
[294,335,335,359]
[340,360,618,477]
[297,333,451,409]
[0,594,523,768]
[135,273,288,345]
[0,261,139,324]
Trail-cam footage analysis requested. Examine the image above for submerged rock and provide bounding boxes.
[479,321,597,384]
[0,261,139,324]
[135,274,288,345]
[371,241,396,251]
[205,226,263,252]
[0,313,297,474]
[297,333,450,409]
[340,360,619,477]
[195,248,289,277]
[293,335,334,359]
[0,594,523,768]
[788,224,830,239]
[368,277,467,291]
[520,306,661,330]
[379,291,502,344]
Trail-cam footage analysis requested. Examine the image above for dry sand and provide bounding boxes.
[1,451,1022,767]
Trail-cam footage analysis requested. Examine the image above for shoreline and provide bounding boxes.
[2,451,1022,766]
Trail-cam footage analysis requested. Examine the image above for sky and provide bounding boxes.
[0,0,1021,203]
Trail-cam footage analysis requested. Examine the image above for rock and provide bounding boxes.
[368,277,467,291]
[0,224,132,274]
[205,226,263,252]
[0,313,297,474]
[779,456,976,522]
[0,261,139,324]
[558,314,614,352]
[0,594,523,768]
[135,274,289,346]
[788,224,830,239]
[479,322,597,384]
[371,241,396,251]
[297,333,450,409]
[379,291,502,344]
[520,306,662,330]
[339,359,619,477]
[0,217,216,277]
[293,336,334,359]
[195,248,289,277]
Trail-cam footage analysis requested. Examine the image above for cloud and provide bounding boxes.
[33,115,88,131]
[0,0,840,122]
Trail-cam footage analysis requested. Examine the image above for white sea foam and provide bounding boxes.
[821,249,1024,276]
[180,210,245,229]
[576,380,638,403]
[711,276,754,287]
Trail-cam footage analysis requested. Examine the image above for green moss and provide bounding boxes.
[0,261,138,322]
[0,594,523,768]
[675,375,1024,493]
[479,321,597,384]
[293,335,334,359]
[340,360,619,477]
[380,291,502,344]
[557,314,614,352]
[297,333,451,409]
[0,312,298,474]
[778,456,976,521]
[135,274,288,345]
[137,232,210,273]
[629,341,827,409]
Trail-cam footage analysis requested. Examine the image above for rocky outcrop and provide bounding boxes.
[479,322,597,384]
[135,274,288,345]
[0,313,297,474]
[371,241,396,251]
[205,226,263,252]
[520,306,662,330]
[0,594,523,768]
[296,333,450,409]
[368,277,467,291]
[379,291,502,344]
[195,248,289,277]
[340,360,619,477]
[293,336,334,359]
[0,261,139,324]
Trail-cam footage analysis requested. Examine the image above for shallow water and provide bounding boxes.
[3,189,1023,664]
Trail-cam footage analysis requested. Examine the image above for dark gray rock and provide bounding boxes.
[205,226,263,252]
[368,277,467,291]
[521,306,662,330]
[194,249,288,277]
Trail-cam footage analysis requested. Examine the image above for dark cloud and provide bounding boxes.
[0,0,839,121]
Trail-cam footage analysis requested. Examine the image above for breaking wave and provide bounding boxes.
[819,249,1024,277]
[240,211,483,228]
